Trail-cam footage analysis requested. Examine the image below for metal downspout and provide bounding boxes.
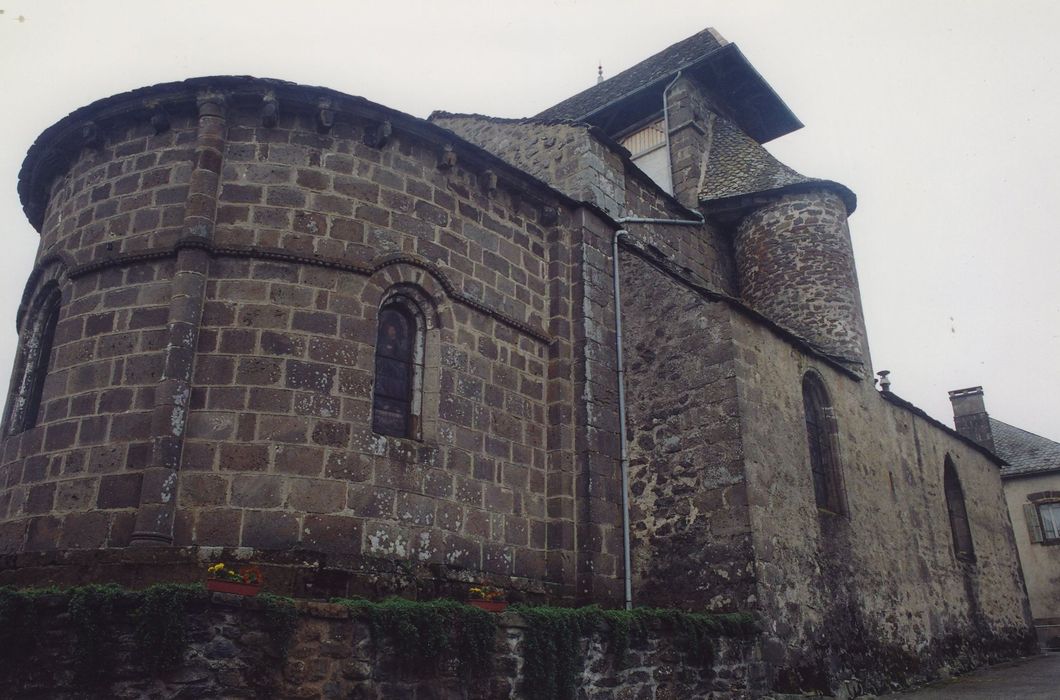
[662,71,682,196]
[611,70,709,610]
[612,228,633,610]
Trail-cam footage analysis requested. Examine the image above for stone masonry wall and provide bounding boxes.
[734,190,870,372]
[618,250,755,611]
[6,592,760,699]
[731,314,1034,694]
[0,106,201,552]
[0,79,626,605]
[433,114,739,296]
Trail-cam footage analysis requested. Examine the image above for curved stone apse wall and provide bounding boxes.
[0,78,583,598]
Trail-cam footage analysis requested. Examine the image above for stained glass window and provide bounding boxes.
[372,303,417,438]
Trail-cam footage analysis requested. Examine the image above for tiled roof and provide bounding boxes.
[699,117,857,213]
[701,118,814,199]
[536,28,725,121]
[992,418,1060,477]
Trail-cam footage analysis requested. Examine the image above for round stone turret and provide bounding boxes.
[733,189,870,371]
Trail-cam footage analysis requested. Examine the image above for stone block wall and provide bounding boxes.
[617,250,755,611]
[433,113,739,296]
[733,190,869,371]
[5,592,760,699]
[0,78,629,604]
[731,314,1035,693]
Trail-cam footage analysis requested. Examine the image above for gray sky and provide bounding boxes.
[1,0,1058,441]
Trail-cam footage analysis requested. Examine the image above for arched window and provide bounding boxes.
[371,292,426,440]
[5,285,61,434]
[944,456,975,562]
[802,372,843,514]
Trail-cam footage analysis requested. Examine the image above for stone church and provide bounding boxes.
[0,27,1035,694]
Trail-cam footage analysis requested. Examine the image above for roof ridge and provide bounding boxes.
[990,417,1060,447]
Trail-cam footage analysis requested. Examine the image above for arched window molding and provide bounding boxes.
[371,285,438,441]
[4,283,62,435]
[802,371,844,514]
[944,455,976,562]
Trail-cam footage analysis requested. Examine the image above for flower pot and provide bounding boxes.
[206,579,262,596]
[468,600,508,613]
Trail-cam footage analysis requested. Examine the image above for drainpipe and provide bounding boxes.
[662,71,683,196]
[611,228,633,610]
[609,70,709,607]
[610,215,707,611]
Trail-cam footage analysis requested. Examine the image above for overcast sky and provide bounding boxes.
[1,0,1057,441]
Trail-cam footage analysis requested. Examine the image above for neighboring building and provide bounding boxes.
[0,28,1034,695]
[950,386,1060,647]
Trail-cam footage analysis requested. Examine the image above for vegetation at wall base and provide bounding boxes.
[0,586,56,672]
[332,596,495,678]
[512,604,757,700]
[1,583,755,696]
[134,584,202,672]
[260,592,299,657]
[69,583,127,683]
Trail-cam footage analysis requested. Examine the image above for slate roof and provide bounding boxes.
[702,117,816,198]
[536,28,725,121]
[700,117,857,213]
[991,418,1060,477]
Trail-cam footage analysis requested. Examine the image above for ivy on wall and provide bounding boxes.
[333,596,496,678]
[0,583,294,681]
[0,584,756,698]
[513,605,757,700]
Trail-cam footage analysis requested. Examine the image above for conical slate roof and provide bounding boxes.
[700,117,856,213]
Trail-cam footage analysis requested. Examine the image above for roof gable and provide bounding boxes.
[535,29,801,143]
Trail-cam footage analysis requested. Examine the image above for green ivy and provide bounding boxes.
[333,596,495,678]
[69,583,128,683]
[134,584,201,672]
[511,604,758,700]
[0,586,57,671]
[260,593,298,657]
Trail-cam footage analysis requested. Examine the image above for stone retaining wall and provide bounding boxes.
[5,591,759,699]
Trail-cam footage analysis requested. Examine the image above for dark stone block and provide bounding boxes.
[97,472,143,509]
[242,509,299,549]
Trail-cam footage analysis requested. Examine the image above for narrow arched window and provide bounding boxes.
[944,456,975,562]
[802,372,843,514]
[372,294,425,439]
[5,285,62,434]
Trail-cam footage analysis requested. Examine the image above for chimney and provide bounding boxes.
[948,386,996,452]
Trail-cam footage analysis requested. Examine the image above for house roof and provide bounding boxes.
[991,418,1060,477]
[535,29,801,143]
[537,28,725,121]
